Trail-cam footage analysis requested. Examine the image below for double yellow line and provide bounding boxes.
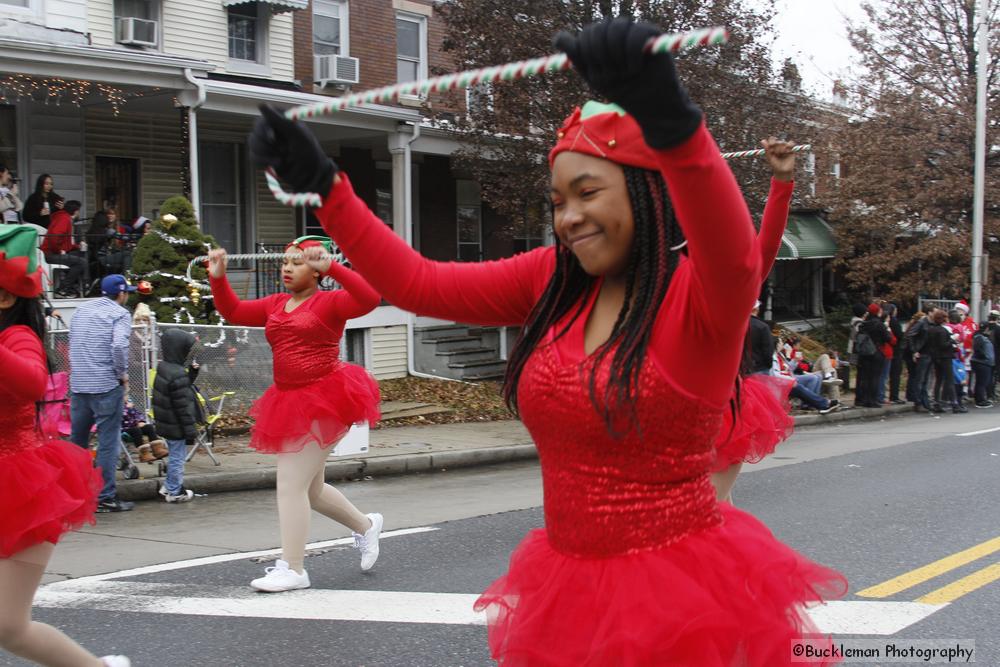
[857,536,1000,604]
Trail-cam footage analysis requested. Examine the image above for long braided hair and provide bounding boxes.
[503,165,687,434]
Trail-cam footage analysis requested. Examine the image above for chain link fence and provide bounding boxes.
[47,324,156,414]
[46,320,276,426]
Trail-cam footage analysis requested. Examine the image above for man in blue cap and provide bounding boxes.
[69,274,137,512]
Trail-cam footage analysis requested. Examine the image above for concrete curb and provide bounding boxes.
[118,443,539,501]
[117,403,916,501]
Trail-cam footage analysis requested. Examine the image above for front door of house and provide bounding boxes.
[95,156,140,224]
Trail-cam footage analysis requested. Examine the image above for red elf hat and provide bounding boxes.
[548,101,661,172]
[0,224,42,298]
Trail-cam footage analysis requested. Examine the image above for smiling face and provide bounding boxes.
[281,249,320,293]
[550,151,635,279]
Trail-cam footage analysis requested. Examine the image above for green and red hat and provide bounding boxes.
[548,101,661,172]
[285,234,335,255]
[0,224,42,298]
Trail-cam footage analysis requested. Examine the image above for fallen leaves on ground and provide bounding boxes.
[375,377,511,428]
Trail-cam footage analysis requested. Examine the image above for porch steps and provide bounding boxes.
[414,324,506,382]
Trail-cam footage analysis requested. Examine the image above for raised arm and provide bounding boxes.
[207,249,275,326]
[299,249,380,321]
[0,326,48,402]
[311,175,552,327]
[756,138,796,281]
[757,178,794,282]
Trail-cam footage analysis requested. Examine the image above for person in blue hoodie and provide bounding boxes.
[971,324,995,408]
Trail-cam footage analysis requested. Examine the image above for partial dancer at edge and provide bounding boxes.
[208,237,383,592]
[0,224,129,667]
[249,18,846,665]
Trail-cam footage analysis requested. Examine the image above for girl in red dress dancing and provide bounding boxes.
[0,226,129,666]
[249,18,846,665]
[711,138,798,502]
[207,237,383,592]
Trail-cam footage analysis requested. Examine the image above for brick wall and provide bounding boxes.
[292,0,459,114]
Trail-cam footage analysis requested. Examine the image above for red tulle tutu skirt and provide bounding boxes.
[475,503,846,666]
[249,362,380,453]
[712,374,795,472]
[1,439,101,558]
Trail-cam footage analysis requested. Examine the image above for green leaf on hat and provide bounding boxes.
[580,101,627,120]
[0,224,38,272]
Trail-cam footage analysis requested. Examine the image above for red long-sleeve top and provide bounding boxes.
[0,325,49,403]
[314,122,759,407]
[756,178,794,282]
[209,261,380,328]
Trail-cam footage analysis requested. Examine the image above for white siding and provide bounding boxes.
[254,169,297,245]
[84,107,185,218]
[370,325,408,379]
[27,106,85,206]
[87,0,114,47]
[268,11,295,82]
[46,0,87,32]
[160,0,295,81]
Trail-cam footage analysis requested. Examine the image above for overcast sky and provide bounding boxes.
[770,0,870,99]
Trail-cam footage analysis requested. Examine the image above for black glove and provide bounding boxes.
[554,18,702,149]
[247,104,338,196]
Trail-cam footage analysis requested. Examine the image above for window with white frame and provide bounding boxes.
[396,13,427,85]
[456,180,482,262]
[314,0,348,56]
[115,0,159,47]
[804,152,816,196]
[228,3,263,63]
[199,142,251,253]
[466,81,494,118]
[514,201,547,254]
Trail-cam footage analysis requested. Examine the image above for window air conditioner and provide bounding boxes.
[116,17,158,48]
[314,55,360,87]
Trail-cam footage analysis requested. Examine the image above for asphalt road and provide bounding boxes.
[5,408,999,666]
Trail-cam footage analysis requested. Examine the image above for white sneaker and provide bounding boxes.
[353,512,383,571]
[164,488,194,503]
[250,559,310,592]
[101,657,131,667]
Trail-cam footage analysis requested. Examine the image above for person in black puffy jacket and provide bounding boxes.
[152,328,200,503]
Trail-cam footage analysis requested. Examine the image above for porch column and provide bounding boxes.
[188,107,201,220]
[813,260,823,317]
[387,129,410,241]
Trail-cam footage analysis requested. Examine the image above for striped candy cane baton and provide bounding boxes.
[264,26,730,207]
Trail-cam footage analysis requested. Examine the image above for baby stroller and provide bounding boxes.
[39,372,140,480]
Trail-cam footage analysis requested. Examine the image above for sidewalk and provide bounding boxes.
[116,402,915,501]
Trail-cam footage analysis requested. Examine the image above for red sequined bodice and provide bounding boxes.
[0,399,39,459]
[265,300,343,389]
[518,341,725,559]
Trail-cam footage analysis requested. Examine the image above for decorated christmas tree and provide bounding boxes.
[130,196,217,324]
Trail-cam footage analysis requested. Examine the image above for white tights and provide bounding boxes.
[0,542,103,666]
[276,442,372,574]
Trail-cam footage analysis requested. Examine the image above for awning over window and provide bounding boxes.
[777,214,837,260]
[221,0,308,13]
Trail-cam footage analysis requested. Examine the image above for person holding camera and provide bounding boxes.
[0,165,22,223]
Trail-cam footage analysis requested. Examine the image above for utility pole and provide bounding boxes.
[970,0,990,322]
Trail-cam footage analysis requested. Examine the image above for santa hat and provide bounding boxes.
[0,224,42,298]
[549,101,661,172]
[955,300,970,314]
[131,216,151,231]
[867,303,882,316]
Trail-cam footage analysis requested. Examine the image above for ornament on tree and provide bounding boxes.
[188,282,201,307]
[137,280,153,295]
